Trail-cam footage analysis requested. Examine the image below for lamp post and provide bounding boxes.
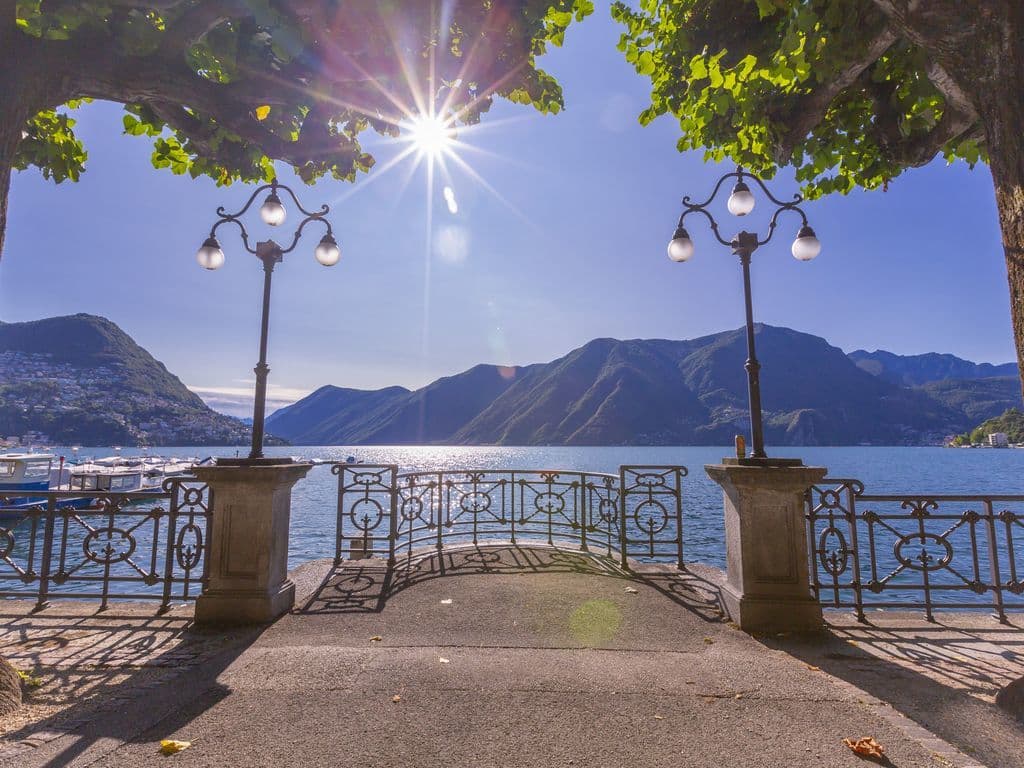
[668,167,821,464]
[196,179,341,463]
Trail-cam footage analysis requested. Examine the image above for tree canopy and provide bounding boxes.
[612,0,984,197]
[0,0,592,252]
[613,0,1024,391]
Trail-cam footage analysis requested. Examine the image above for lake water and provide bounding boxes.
[35,445,1024,569]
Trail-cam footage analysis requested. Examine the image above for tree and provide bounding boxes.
[0,0,592,258]
[613,0,1024,391]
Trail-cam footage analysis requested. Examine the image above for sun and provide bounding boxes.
[406,113,456,158]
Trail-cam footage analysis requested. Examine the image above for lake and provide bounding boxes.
[36,444,1024,570]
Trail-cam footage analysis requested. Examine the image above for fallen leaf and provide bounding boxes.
[653,715,664,720]
[624,587,639,594]
[159,739,191,755]
[254,105,271,121]
[438,657,450,664]
[734,693,743,700]
[391,695,402,703]
[703,637,715,645]
[370,636,382,642]
[843,736,885,758]
[806,664,821,672]
[440,599,453,605]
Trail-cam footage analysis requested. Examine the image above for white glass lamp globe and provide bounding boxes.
[196,237,225,270]
[315,233,341,266]
[791,225,821,261]
[260,191,287,226]
[667,228,694,262]
[727,181,755,216]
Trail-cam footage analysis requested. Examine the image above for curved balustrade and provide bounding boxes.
[0,478,210,611]
[806,479,1024,623]
[333,464,687,569]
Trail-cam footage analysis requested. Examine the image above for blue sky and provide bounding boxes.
[0,8,1012,417]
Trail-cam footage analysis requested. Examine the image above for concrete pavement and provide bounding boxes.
[3,544,1018,767]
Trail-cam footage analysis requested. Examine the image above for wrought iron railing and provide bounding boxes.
[0,478,211,611]
[806,479,1023,622]
[333,465,686,569]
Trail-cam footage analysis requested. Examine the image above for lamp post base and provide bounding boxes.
[721,457,804,467]
[215,456,294,467]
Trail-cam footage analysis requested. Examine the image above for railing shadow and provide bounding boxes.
[0,603,260,766]
[296,542,725,622]
[764,613,1024,768]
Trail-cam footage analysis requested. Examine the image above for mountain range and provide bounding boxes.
[266,325,1022,446]
[0,314,253,446]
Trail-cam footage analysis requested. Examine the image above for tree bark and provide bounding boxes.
[974,5,1024,398]
[0,84,26,263]
[985,77,1024,399]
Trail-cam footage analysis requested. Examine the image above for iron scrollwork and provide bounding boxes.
[806,480,1024,623]
[334,464,688,570]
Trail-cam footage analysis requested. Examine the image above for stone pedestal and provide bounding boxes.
[705,462,827,634]
[193,462,312,626]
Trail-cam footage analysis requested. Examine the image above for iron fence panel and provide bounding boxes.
[0,479,210,610]
[807,479,1023,622]
[332,464,688,568]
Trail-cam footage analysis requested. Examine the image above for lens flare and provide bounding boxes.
[407,113,455,157]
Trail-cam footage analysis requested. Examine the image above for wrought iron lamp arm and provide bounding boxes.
[205,178,333,257]
[677,167,811,252]
[209,217,256,254]
[757,202,810,249]
[677,208,733,248]
[280,214,333,255]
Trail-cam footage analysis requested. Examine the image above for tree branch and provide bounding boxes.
[773,18,898,163]
[158,0,245,56]
[876,105,979,167]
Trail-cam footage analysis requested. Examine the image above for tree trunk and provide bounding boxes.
[0,119,18,262]
[980,9,1024,398]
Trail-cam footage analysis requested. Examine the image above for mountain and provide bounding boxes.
[268,325,1024,446]
[0,314,254,446]
[918,377,1024,423]
[849,349,1018,387]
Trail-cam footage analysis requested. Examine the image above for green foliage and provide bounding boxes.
[13,107,88,183]
[611,0,984,198]
[962,408,1024,445]
[11,0,593,188]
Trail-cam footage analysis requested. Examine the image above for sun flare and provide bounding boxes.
[407,113,456,158]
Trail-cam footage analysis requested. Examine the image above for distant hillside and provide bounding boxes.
[0,314,256,446]
[268,325,1023,446]
[951,408,1024,445]
[849,349,1018,387]
[918,377,1024,423]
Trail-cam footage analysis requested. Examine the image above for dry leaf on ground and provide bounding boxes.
[653,715,664,720]
[391,695,402,703]
[842,736,885,758]
[370,636,382,642]
[159,739,191,755]
[624,587,639,594]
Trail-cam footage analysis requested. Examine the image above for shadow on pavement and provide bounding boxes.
[0,604,262,767]
[297,543,726,622]
[764,613,1024,768]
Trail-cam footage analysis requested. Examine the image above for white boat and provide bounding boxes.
[0,453,91,511]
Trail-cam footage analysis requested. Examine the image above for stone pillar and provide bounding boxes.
[704,462,827,634]
[193,462,312,625]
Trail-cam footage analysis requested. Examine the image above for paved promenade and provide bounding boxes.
[1,545,1021,767]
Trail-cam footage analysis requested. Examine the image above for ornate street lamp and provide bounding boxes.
[668,167,821,464]
[196,179,340,463]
